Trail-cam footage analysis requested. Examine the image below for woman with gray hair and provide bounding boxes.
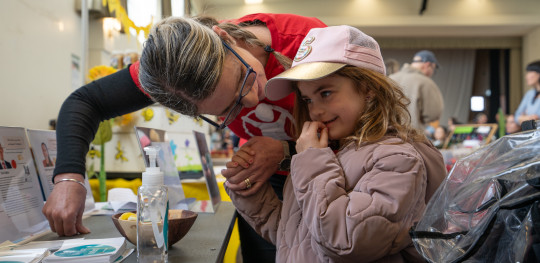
[44,14,325,263]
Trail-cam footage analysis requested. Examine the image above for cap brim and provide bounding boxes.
[265,62,347,101]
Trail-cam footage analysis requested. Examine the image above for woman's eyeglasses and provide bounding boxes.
[199,41,257,130]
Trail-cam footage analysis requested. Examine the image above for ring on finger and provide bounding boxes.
[244,178,252,189]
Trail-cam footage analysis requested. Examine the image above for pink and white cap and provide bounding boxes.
[265,25,385,101]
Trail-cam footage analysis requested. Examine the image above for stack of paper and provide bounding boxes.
[0,247,50,263]
[43,237,127,263]
[107,188,138,212]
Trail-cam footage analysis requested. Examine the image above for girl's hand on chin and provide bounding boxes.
[296,121,328,153]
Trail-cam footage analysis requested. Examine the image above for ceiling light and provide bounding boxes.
[245,0,263,4]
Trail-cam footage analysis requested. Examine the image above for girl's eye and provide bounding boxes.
[302,97,312,104]
[320,90,331,98]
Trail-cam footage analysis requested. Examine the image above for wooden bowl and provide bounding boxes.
[112,209,198,247]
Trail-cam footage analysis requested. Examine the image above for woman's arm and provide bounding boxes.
[45,65,153,237]
[53,65,153,179]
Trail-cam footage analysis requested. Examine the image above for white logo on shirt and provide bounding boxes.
[241,103,294,140]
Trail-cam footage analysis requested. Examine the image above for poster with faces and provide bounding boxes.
[0,126,48,244]
[26,129,95,213]
[25,129,57,198]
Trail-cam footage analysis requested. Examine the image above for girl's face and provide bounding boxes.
[434,127,446,141]
[198,44,267,117]
[525,71,540,87]
[298,75,369,140]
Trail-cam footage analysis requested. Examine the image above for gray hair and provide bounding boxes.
[139,16,226,116]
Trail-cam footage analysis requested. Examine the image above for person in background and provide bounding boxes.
[473,112,488,124]
[514,60,540,126]
[226,25,446,262]
[506,114,522,134]
[432,125,448,149]
[390,50,444,131]
[221,129,233,151]
[384,58,400,76]
[423,121,438,140]
[231,131,240,151]
[448,116,461,131]
[44,13,326,263]
[49,119,57,130]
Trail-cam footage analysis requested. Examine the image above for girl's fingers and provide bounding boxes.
[231,151,254,168]
[319,127,329,146]
[302,121,311,134]
[225,161,238,168]
[314,121,326,131]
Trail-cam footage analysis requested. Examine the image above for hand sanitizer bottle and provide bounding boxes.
[137,146,168,262]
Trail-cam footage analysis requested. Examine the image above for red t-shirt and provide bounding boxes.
[130,13,327,140]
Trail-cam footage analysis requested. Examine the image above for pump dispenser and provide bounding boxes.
[142,146,163,186]
[137,146,168,262]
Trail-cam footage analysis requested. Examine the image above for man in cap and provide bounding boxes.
[390,50,444,131]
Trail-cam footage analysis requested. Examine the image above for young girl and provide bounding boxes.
[225,25,446,262]
[432,125,449,149]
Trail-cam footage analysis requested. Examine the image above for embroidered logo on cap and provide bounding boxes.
[294,36,315,62]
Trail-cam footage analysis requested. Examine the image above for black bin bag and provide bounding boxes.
[410,127,540,263]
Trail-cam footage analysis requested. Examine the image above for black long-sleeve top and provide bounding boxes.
[53,66,153,179]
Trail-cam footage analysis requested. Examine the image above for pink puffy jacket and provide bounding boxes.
[226,136,446,263]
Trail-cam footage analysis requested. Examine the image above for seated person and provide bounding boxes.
[506,114,521,134]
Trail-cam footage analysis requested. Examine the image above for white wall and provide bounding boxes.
[0,0,140,130]
[199,0,540,37]
[0,0,81,129]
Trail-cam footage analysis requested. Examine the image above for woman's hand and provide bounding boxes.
[222,136,283,196]
[42,173,90,236]
[296,121,328,153]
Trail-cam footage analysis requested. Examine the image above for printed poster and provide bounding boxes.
[193,130,221,213]
[25,129,57,198]
[0,126,48,244]
[26,129,95,213]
